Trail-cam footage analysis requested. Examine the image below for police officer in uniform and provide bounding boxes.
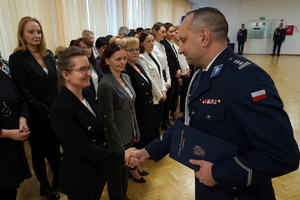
[272,23,286,56]
[237,24,247,55]
[132,7,299,200]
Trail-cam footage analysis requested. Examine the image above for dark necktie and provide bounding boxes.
[190,70,206,95]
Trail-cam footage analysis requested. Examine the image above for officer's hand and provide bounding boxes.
[189,159,217,187]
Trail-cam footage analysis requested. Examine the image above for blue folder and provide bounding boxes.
[169,121,239,171]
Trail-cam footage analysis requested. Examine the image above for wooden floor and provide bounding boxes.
[17,54,300,200]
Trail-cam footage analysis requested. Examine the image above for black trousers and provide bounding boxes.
[28,118,61,183]
[238,42,245,55]
[161,77,178,125]
[179,76,191,112]
[107,141,133,200]
[273,41,283,55]
[0,186,18,200]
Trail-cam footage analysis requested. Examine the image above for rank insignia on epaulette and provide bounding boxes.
[232,59,251,70]
[200,99,221,104]
[210,64,223,78]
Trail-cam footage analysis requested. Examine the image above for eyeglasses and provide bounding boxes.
[66,66,92,74]
[127,48,140,53]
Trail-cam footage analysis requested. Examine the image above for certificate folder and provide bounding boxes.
[169,121,239,171]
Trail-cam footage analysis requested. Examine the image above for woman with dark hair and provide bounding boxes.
[50,46,135,200]
[137,31,166,139]
[0,69,31,200]
[74,37,103,100]
[136,27,144,37]
[9,16,61,200]
[160,22,182,129]
[171,25,191,113]
[97,43,140,200]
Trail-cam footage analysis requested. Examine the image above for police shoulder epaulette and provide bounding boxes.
[227,56,251,70]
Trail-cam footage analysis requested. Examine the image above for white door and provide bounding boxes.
[245,20,275,54]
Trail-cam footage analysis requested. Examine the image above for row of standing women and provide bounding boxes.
[0,16,191,200]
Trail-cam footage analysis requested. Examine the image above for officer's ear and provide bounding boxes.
[198,28,210,47]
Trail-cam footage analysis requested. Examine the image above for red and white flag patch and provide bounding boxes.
[251,89,267,101]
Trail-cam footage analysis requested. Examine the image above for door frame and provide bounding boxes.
[244,20,276,54]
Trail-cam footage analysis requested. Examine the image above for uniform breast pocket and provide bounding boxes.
[196,105,225,122]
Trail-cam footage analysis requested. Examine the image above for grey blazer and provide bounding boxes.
[97,73,140,150]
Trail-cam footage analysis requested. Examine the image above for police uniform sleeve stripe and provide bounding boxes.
[234,157,253,186]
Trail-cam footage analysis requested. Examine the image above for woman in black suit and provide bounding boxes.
[121,37,157,182]
[0,69,31,200]
[74,37,103,100]
[50,46,135,200]
[160,22,182,129]
[9,16,61,200]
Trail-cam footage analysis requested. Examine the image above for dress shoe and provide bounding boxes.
[132,176,146,183]
[138,170,149,176]
[40,181,60,200]
[52,174,60,189]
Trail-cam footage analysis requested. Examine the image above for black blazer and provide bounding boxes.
[86,62,103,99]
[9,49,57,128]
[161,39,181,78]
[125,62,156,131]
[0,71,31,187]
[50,87,124,197]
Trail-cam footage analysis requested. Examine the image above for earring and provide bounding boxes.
[67,79,70,82]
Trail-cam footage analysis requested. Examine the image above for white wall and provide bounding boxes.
[192,0,300,55]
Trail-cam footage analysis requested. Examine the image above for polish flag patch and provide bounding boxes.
[251,89,267,101]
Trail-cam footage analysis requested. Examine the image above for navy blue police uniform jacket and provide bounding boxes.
[145,46,299,200]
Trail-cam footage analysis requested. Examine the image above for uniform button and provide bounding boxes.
[153,75,155,77]
[233,187,237,190]
[146,92,148,95]
[188,94,191,97]
[229,57,232,61]
[104,128,107,131]
[142,83,144,85]
[151,69,153,70]
[129,110,132,113]
[191,111,195,115]
[104,115,106,118]
[92,139,96,142]
[233,197,238,200]
[88,126,92,131]
[103,142,107,146]
[149,100,152,103]
[206,115,211,119]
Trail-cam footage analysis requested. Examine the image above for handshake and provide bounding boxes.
[123,148,150,168]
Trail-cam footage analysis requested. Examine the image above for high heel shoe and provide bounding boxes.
[138,170,149,176]
[132,176,147,183]
[40,181,60,200]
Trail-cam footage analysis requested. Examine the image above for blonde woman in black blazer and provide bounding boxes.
[9,16,61,200]
[98,43,140,200]
[50,46,135,200]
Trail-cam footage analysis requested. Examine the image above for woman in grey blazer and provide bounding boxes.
[97,43,140,200]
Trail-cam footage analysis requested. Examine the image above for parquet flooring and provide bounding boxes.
[17,54,300,200]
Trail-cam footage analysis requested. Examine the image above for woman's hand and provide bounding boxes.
[19,116,29,132]
[1,129,30,141]
[160,91,167,101]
